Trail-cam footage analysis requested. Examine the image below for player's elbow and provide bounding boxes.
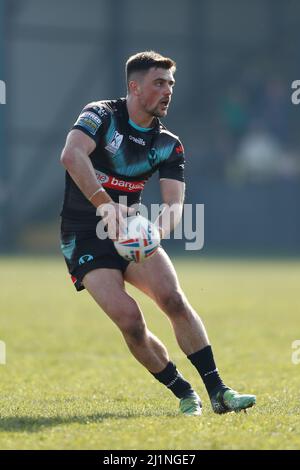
[60,147,74,169]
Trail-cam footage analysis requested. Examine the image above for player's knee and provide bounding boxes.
[159,290,188,318]
[118,302,146,342]
[123,320,146,344]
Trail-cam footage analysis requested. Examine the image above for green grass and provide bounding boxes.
[0,256,299,449]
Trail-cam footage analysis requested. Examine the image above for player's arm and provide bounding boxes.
[156,179,185,239]
[61,129,129,238]
[60,129,112,208]
[156,139,185,238]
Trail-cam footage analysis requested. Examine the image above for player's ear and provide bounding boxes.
[128,79,141,97]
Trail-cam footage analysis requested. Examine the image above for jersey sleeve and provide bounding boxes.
[71,104,111,145]
[159,140,185,182]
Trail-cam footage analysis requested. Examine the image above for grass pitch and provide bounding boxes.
[0,256,299,450]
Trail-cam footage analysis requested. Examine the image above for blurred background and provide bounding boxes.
[0,0,299,256]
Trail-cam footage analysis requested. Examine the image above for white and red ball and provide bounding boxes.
[114,215,160,262]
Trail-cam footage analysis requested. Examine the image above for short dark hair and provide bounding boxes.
[126,51,176,86]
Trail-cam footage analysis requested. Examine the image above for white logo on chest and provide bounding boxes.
[129,135,146,146]
[105,131,124,155]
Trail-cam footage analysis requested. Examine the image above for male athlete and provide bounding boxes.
[60,51,256,416]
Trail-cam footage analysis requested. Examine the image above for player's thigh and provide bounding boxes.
[124,247,181,304]
[82,268,141,328]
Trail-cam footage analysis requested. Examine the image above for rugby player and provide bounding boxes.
[60,51,256,415]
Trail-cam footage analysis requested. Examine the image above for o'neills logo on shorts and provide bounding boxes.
[95,170,145,192]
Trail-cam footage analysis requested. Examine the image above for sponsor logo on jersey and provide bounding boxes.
[105,131,124,155]
[109,177,145,192]
[75,111,102,135]
[129,135,146,146]
[94,170,145,192]
[92,106,108,118]
[95,170,110,184]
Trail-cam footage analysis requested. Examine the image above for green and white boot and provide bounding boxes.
[179,391,202,416]
[210,387,256,414]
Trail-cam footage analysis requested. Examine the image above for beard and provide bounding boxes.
[146,103,168,118]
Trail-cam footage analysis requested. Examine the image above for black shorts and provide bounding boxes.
[60,228,130,292]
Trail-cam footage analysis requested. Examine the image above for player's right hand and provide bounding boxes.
[97,202,134,240]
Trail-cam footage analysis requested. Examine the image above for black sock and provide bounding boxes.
[187,345,226,396]
[151,361,193,399]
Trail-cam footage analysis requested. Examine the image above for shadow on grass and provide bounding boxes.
[0,411,177,433]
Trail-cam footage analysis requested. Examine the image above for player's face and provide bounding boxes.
[137,67,175,118]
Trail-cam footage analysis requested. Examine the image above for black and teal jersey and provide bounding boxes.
[61,98,185,229]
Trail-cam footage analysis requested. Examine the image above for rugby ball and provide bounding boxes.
[114,215,160,262]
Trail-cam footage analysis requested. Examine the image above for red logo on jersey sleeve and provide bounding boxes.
[175,144,184,154]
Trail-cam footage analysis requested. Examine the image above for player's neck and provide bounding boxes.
[126,96,155,129]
